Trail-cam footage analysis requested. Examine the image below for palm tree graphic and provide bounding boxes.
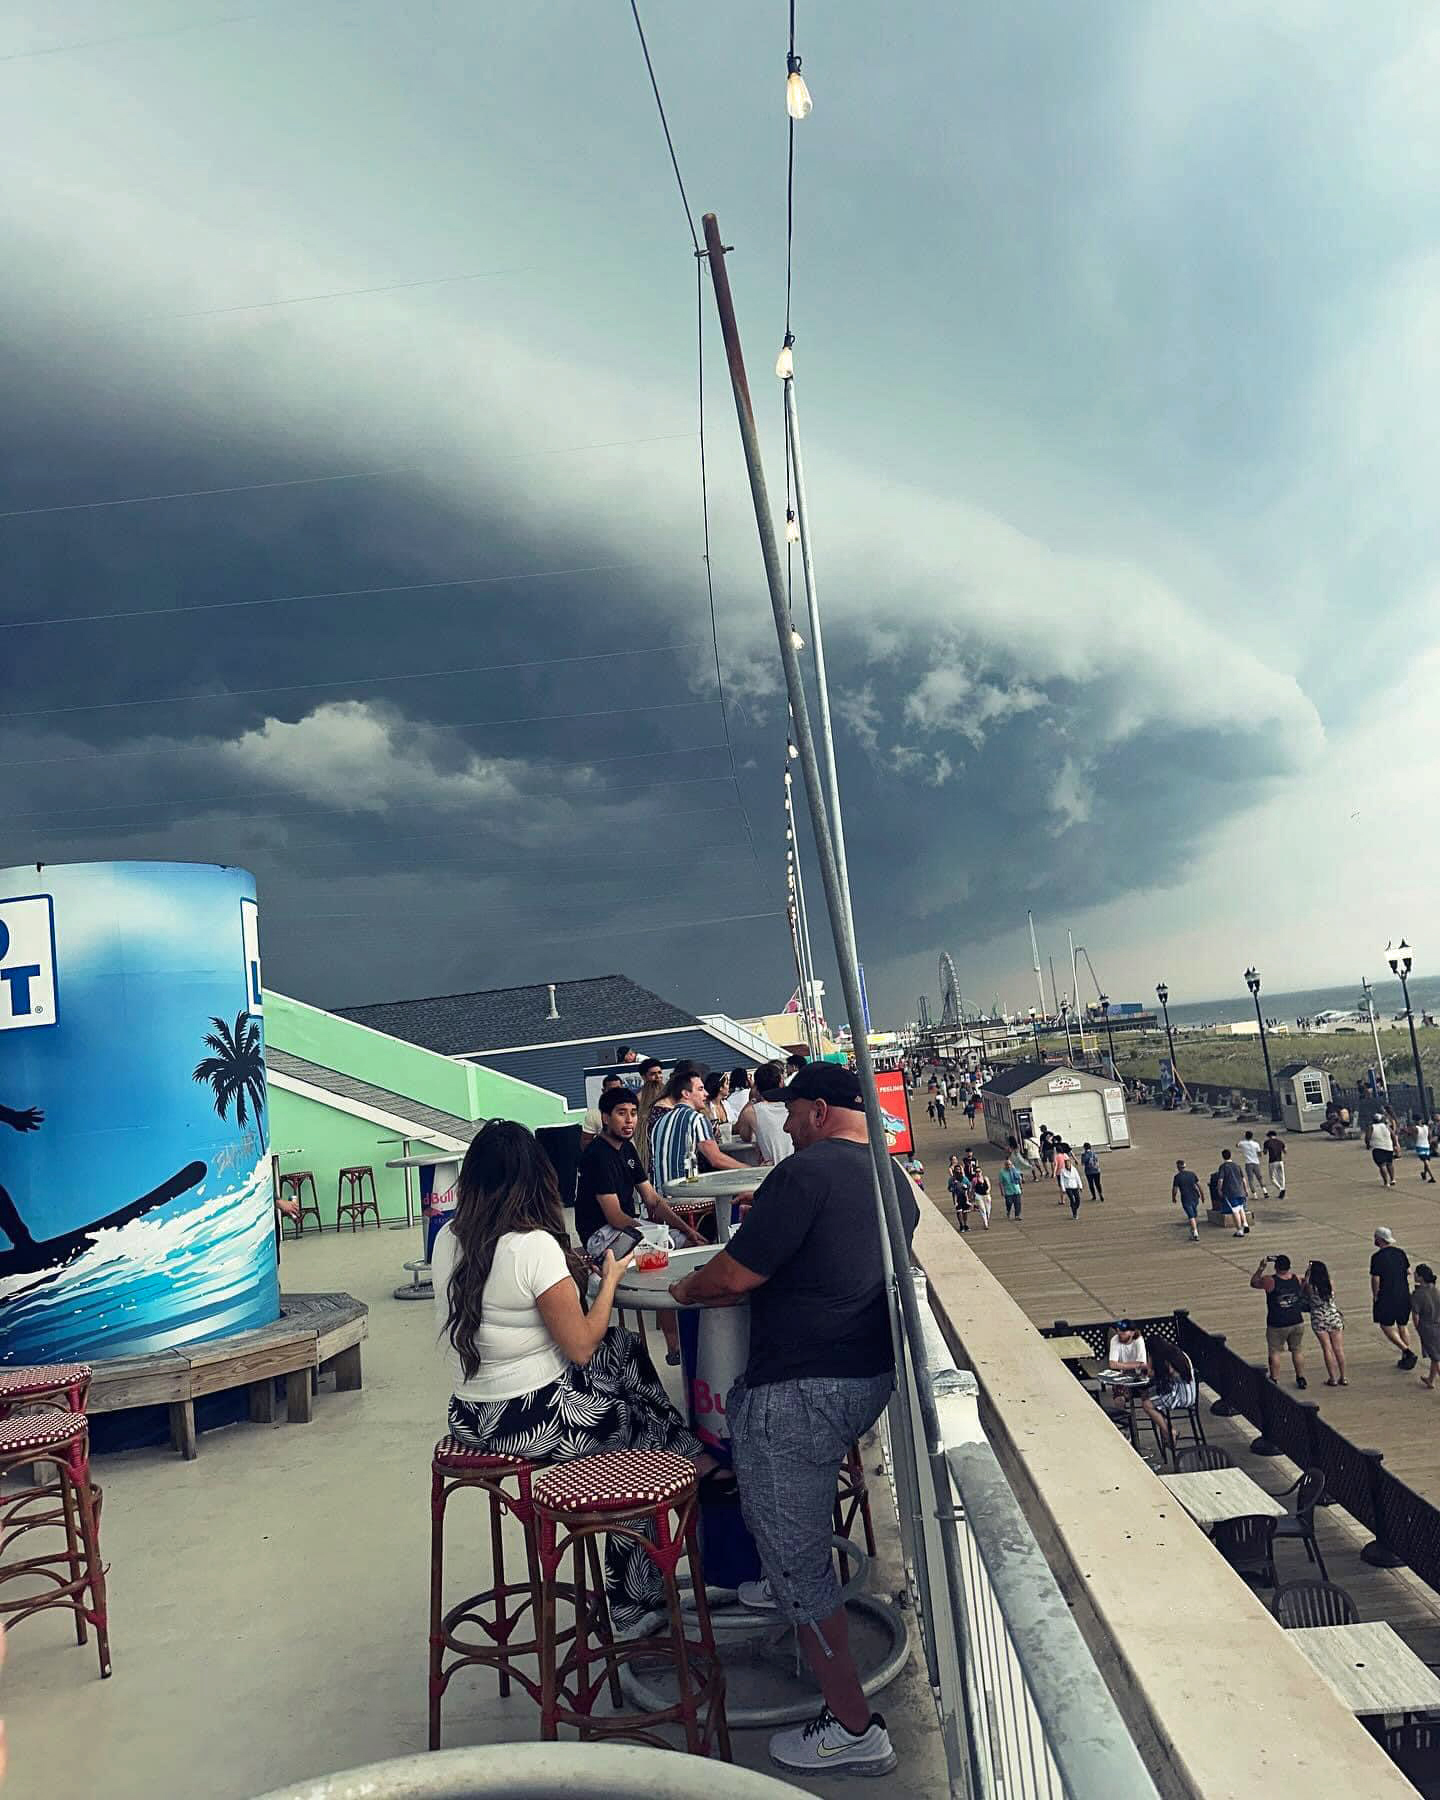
[193,1011,267,1128]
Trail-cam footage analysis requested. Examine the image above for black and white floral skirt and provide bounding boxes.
[448,1324,702,1632]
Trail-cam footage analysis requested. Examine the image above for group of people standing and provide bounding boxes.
[1247,1228,1440,1392]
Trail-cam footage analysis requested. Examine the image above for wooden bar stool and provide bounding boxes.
[278,1171,322,1236]
[0,1409,110,1678]
[337,1165,381,1231]
[833,1440,878,1559]
[533,1449,728,1759]
[429,1439,615,1748]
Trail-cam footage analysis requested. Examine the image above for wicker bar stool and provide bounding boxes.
[0,1409,110,1678]
[0,1362,92,1416]
[337,1165,381,1231]
[429,1439,616,1749]
[278,1171,323,1236]
[533,1449,728,1759]
[833,1440,878,1558]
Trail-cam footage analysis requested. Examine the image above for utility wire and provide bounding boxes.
[0,432,695,524]
[628,0,768,898]
[0,560,644,633]
[0,2,336,65]
[0,643,708,725]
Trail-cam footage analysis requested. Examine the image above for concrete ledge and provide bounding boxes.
[910,1195,1415,1799]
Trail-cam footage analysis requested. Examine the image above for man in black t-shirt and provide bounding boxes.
[1371,1226,1416,1367]
[669,1063,916,1779]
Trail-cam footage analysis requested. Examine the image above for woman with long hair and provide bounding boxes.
[703,1070,731,1130]
[434,1120,720,1633]
[1303,1258,1347,1386]
[1139,1339,1198,1458]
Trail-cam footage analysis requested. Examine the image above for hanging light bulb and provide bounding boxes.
[775,332,795,380]
[783,768,793,787]
[786,52,812,120]
[790,627,806,650]
[785,827,793,841]
[787,739,800,761]
[785,509,800,544]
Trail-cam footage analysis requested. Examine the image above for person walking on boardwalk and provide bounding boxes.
[1215,1150,1250,1237]
[1371,1227,1417,1369]
[1172,1160,1203,1242]
[1237,1129,1267,1203]
[1250,1253,1308,1389]
[1263,1128,1287,1200]
[1080,1142,1104,1203]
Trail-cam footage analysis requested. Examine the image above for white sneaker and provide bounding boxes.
[738,1575,780,1612]
[769,1707,897,1777]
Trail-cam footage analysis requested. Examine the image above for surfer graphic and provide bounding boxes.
[0,1099,205,1279]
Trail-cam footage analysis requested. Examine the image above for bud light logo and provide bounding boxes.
[0,894,58,1031]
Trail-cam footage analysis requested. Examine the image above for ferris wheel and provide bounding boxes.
[939,953,962,1027]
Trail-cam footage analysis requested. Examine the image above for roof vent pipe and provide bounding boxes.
[546,983,559,1020]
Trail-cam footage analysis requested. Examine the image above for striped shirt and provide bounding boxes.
[648,1103,715,1188]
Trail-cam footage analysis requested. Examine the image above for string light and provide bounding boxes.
[785,827,793,841]
[775,332,795,380]
[784,769,793,786]
[785,509,800,544]
[785,51,812,120]
[790,627,805,650]
[787,739,800,761]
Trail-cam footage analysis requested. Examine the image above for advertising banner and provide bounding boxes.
[874,1067,914,1156]
[0,861,279,1364]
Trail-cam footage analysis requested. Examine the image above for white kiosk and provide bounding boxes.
[1277,1063,1333,1133]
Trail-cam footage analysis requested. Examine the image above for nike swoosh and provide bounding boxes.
[816,1740,872,1759]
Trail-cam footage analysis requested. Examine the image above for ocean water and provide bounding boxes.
[1162,975,1440,1030]
[0,1155,278,1363]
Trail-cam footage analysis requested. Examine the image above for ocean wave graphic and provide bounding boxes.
[0,1156,280,1364]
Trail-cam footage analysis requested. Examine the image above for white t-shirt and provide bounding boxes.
[432,1224,570,1402]
[750,1100,794,1165]
[1370,1120,1394,1152]
[1108,1334,1147,1367]
[1417,1124,1431,1153]
[1238,1138,1262,1166]
[723,1087,751,1125]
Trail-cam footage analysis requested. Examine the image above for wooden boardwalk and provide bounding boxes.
[913,1102,1440,1655]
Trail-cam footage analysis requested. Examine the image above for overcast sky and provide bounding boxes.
[4,1,1438,1028]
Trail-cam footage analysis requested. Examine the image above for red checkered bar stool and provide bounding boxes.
[428,1440,618,1749]
[532,1449,729,1759]
[833,1441,878,1559]
[0,1362,92,1417]
[0,1408,110,1678]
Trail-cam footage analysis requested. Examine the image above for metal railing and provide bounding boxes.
[887,1286,1161,1800]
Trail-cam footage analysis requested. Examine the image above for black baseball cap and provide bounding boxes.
[762,1063,865,1109]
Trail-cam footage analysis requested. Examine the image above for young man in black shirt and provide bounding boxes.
[575,1087,703,1362]
[669,1063,917,1778]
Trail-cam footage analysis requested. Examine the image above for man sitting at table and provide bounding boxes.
[576,1088,705,1364]
[1103,1320,1149,1412]
[668,1063,918,1778]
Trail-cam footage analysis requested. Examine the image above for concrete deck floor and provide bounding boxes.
[5,1223,946,1799]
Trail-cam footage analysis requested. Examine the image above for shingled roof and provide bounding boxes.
[334,974,698,1056]
[981,1061,1054,1096]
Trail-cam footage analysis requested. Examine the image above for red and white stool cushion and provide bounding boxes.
[0,1363,91,1402]
[432,1438,532,1474]
[0,1407,86,1456]
[532,1449,696,1515]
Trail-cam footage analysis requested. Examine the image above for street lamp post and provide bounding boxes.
[1387,940,1429,1123]
[1156,983,1180,1104]
[1099,993,1118,1078]
[1245,967,1281,1123]
[1029,1009,1044,1063]
[1060,998,1075,1062]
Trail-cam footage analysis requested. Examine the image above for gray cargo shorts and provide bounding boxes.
[726,1371,894,1625]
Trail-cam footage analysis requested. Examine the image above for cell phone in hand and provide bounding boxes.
[597,1226,644,1267]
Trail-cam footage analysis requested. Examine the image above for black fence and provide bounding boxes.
[1044,1309,1440,1588]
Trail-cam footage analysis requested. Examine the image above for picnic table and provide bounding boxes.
[1288,1621,1440,1716]
[1161,1468,1287,1527]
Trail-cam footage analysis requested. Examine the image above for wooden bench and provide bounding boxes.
[86,1291,368,1459]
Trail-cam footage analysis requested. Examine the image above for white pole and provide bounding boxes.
[1028,910,1047,1018]
[1364,977,1389,1095]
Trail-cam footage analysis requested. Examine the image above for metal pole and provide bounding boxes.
[1027,909,1046,1019]
[1402,971,1428,1121]
[1060,1001,1074,1063]
[1048,954,1060,1021]
[1031,1013,1043,1063]
[701,211,984,1800]
[791,832,822,1053]
[1252,988,1279,1123]
[1363,977,1389,1097]
[1103,1001,1117,1079]
[785,378,853,953]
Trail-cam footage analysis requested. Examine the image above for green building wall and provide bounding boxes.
[263,991,571,1226]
